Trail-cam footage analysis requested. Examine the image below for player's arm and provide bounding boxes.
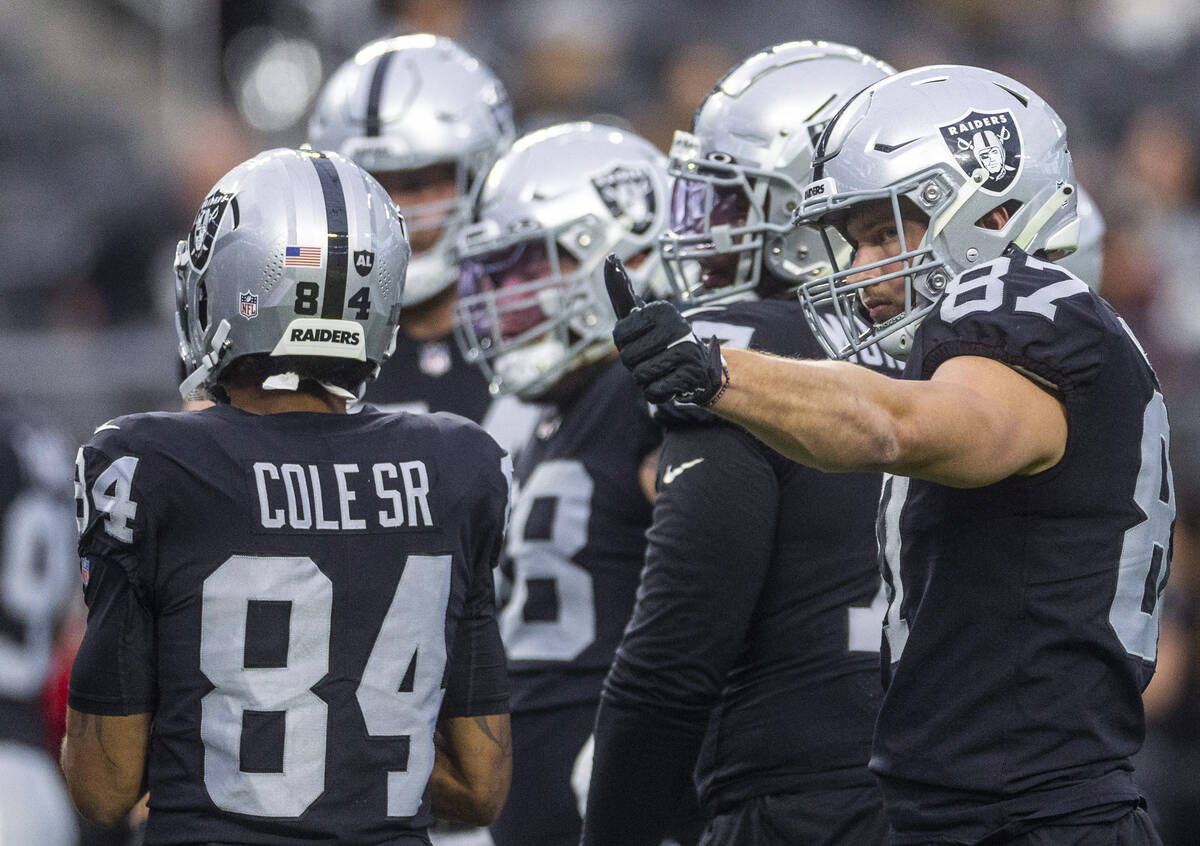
[61,709,151,825]
[714,348,1066,487]
[605,254,1066,488]
[583,424,777,845]
[432,443,513,824]
[430,712,512,825]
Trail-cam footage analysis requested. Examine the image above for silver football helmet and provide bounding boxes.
[175,148,410,399]
[454,122,671,401]
[795,64,1078,359]
[661,41,894,305]
[307,34,514,307]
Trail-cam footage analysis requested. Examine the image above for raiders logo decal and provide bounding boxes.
[939,110,1022,193]
[188,189,235,270]
[592,166,657,234]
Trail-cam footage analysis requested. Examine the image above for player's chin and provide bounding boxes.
[699,257,737,289]
[868,304,904,324]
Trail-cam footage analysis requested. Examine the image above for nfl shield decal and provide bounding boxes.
[188,189,234,270]
[939,110,1022,193]
[592,166,657,234]
[239,291,259,319]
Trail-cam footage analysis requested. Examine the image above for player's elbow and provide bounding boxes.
[62,766,139,827]
[457,768,512,826]
[815,422,903,474]
[70,793,136,828]
[61,734,145,827]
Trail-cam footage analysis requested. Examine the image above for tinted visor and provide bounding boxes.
[669,176,751,236]
[458,238,565,341]
[668,176,753,290]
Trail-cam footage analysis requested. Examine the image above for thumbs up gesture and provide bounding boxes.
[604,255,728,407]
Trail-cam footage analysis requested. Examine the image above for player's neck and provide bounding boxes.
[228,386,347,415]
[397,285,456,340]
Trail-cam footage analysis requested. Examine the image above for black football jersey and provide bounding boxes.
[875,249,1175,842]
[364,331,543,459]
[502,360,661,713]
[607,300,900,811]
[0,415,77,749]
[366,332,490,421]
[69,403,510,846]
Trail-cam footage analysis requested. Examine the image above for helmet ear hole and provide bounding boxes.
[975,200,1021,230]
[197,280,209,331]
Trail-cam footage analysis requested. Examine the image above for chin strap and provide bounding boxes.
[177,319,231,400]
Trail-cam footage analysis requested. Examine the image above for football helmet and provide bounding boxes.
[454,122,671,400]
[795,64,1078,359]
[307,34,514,306]
[661,41,894,305]
[175,148,410,399]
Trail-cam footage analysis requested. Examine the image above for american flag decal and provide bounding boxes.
[284,246,322,267]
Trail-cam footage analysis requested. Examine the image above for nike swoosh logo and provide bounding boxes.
[662,457,704,485]
[93,422,121,433]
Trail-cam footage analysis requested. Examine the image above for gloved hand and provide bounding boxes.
[604,255,728,406]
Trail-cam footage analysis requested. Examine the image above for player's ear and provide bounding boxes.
[975,205,1011,231]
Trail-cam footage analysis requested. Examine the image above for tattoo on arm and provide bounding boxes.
[472,716,512,758]
[68,713,121,768]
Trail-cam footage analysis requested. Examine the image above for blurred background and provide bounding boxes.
[2,0,1197,842]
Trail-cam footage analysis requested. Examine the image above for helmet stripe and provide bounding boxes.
[365,50,397,137]
[309,155,350,319]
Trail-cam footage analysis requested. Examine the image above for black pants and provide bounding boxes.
[699,784,889,846]
[987,806,1163,846]
[904,804,1165,846]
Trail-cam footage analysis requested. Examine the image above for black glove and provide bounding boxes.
[605,255,728,407]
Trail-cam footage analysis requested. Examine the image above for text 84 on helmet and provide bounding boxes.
[175,148,410,400]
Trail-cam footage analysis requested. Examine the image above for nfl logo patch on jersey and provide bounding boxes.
[419,341,452,377]
[240,291,259,319]
[80,556,90,588]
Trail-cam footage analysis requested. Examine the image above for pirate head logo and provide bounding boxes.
[592,166,657,235]
[939,110,1022,193]
[188,189,235,270]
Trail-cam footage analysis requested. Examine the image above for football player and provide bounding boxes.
[607,65,1171,845]
[308,34,536,452]
[62,148,512,844]
[0,417,78,844]
[580,42,897,846]
[454,123,682,846]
